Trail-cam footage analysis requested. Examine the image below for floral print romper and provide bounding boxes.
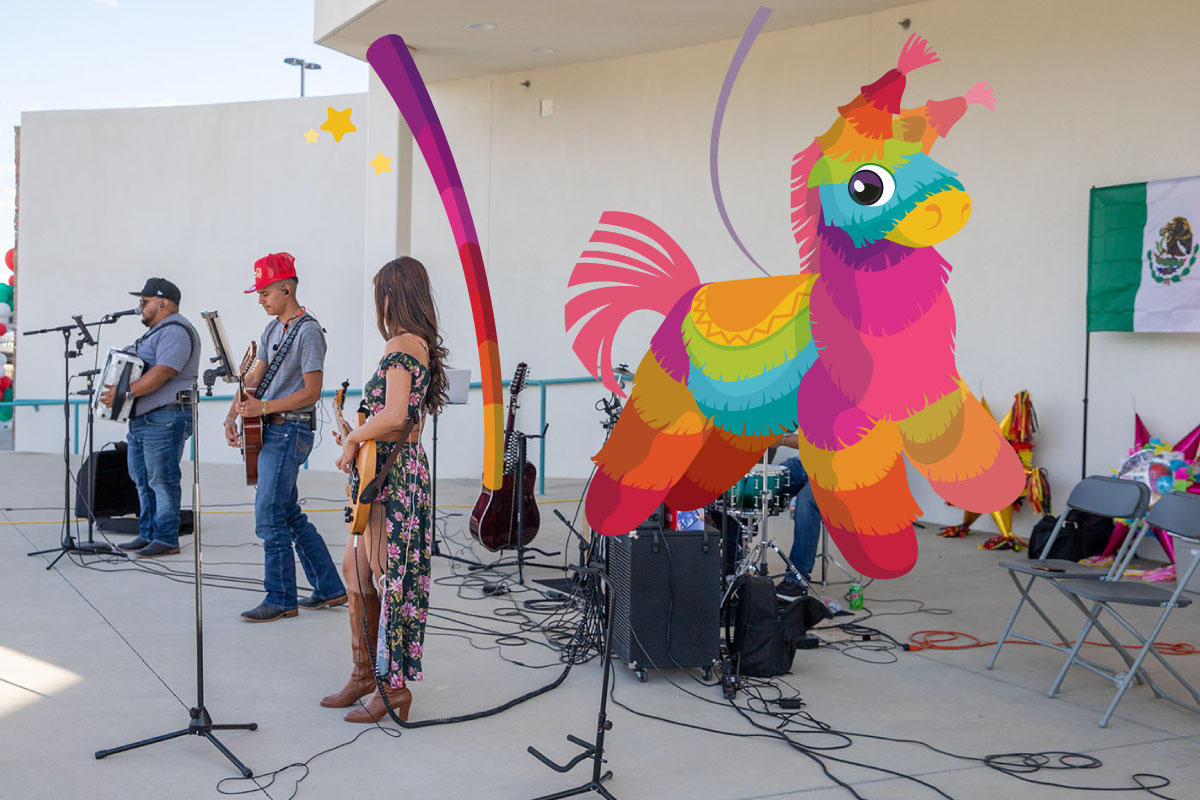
[361,351,432,687]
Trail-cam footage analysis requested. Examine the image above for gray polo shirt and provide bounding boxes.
[257,312,325,413]
[133,312,200,416]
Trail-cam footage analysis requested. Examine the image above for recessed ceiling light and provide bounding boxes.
[529,46,557,55]
[466,22,497,31]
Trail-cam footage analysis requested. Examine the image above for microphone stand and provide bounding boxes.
[25,314,121,566]
[96,376,257,775]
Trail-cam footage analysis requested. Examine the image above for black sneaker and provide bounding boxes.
[241,603,298,623]
[117,537,151,551]
[298,593,348,610]
[134,541,181,558]
[776,581,808,602]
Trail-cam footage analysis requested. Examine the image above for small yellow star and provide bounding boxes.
[304,128,319,143]
[320,107,357,142]
[370,152,392,175]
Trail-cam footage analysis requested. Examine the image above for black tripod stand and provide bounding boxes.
[96,378,256,776]
[26,316,115,566]
[528,563,619,800]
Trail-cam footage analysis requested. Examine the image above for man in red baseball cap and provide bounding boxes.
[224,252,345,622]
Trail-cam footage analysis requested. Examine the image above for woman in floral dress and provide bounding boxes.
[324,257,449,723]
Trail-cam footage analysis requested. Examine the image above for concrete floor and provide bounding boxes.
[2,450,1199,800]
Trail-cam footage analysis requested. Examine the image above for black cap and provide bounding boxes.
[129,277,181,304]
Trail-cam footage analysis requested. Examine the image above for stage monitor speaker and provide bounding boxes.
[76,442,140,519]
[608,512,721,675]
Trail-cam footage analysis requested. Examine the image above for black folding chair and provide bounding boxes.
[1048,490,1200,727]
[988,476,1151,671]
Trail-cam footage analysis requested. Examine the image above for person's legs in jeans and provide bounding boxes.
[779,456,822,582]
[140,407,192,547]
[126,421,156,542]
[255,423,300,611]
[289,425,345,600]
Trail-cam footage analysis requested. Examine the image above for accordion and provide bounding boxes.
[95,348,145,423]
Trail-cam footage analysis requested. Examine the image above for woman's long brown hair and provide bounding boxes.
[372,257,449,416]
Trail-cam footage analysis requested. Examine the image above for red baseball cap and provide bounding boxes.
[245,252,298,293]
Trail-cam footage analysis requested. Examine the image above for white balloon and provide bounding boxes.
[0,302,10,318]
[0,353,7,367]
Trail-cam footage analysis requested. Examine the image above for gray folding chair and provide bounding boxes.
[988,476,1151,671]
[1049,490,1200,727]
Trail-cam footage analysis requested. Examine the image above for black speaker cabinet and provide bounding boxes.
[76,442,140,518]
[608,517,721,678]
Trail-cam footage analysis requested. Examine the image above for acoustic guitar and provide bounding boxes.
[238,343,263,486]
[333,380,378,535]
[469,363,540,551]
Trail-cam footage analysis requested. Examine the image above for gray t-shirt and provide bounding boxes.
[133,312,200,416]
[257,312,325,412]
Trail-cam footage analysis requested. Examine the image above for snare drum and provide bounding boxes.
[95,348,145,423]
[728,464,788,514]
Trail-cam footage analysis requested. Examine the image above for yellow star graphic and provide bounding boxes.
[320,107,357,142]
[304,128,319,143]
[370,152,392,175]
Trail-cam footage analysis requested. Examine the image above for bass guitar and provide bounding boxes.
[238,343,263,485]
[469,363,540,551]
[333,380,378,535]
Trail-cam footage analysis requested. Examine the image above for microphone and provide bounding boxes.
[107,308,140,319]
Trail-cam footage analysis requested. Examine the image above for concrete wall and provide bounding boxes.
[14,93,380,471]
[405,0,1200,530]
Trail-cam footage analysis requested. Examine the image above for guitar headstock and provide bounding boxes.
[509,362,529,404]
[238,343,257,381]
[332,379,350,433]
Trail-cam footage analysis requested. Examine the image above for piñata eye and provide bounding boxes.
[848,165,895,206]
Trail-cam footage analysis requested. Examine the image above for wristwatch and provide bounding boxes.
[125,390,135,407]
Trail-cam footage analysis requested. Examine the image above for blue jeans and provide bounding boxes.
[254,420,345,610]
[127,406,193,547]
[780,456,822,581]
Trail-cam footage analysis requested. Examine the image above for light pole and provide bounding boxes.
[283,57,321,97]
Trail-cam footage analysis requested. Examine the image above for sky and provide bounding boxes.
[0,0,371,279]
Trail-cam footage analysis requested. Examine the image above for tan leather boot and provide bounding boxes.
[344,685,412,723]
[319,591,380,708]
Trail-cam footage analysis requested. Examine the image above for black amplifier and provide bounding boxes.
[607,512,721,681]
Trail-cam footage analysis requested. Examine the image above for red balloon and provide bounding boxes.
[0,376,11,393]
[0,322,7,336]
[3,249,11,271]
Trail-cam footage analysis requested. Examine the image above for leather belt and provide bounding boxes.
[267,411,313,426]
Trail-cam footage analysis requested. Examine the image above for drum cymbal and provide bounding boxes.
[613,365,634,378]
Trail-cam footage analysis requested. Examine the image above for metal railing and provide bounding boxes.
[0,375,607,494]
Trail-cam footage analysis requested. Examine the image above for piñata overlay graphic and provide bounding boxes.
[566,32,1025,579]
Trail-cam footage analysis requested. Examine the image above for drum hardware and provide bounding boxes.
[718,452,814,608]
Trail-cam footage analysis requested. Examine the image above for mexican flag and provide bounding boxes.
[1088,176,1200,332]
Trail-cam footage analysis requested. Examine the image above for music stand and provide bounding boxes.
[430,368,471,563]
[97,311,256,775]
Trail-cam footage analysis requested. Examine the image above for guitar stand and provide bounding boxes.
[528,564,618,800]
[471,427,560,586]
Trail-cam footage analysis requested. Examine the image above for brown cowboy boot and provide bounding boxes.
[319,591,380,708]
[344,684,412,723]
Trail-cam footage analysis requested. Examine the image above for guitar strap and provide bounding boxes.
[356,417,419,505]
[254,315,313,400]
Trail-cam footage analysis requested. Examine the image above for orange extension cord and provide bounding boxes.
[907,630,1200,656]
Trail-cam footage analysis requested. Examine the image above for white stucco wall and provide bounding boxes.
[404,0,1200,531]
[14,92,378,471]
[16,0,1200,536]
